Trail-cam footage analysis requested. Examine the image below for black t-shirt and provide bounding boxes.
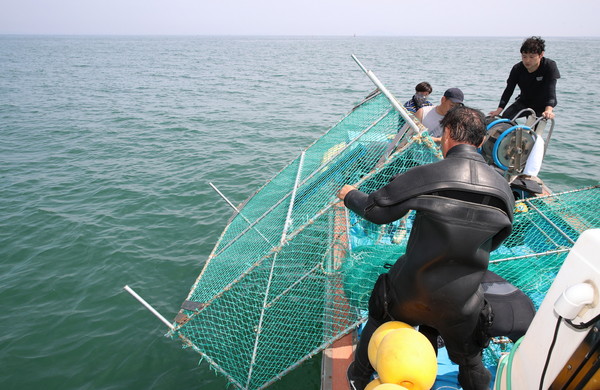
[499,57,560,111]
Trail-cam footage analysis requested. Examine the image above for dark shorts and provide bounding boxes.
[366,270,535,362]
[501,100,543,119]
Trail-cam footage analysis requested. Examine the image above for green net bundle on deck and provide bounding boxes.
[170,90,600,390]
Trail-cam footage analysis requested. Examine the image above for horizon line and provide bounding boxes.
[1,33,599,38]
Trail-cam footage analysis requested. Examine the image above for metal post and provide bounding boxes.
[124,285,175,330]
[281,151,305,245]
[209,182,273,246]
[246,152,305,389]
[351,54,421,135]
[525,199,576,245]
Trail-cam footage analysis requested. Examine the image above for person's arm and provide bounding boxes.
[489,66,518,116]
[542,64,559,119]
[488,107,503,117]
[337,184,410,225]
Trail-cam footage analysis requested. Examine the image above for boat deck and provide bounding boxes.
[321,332,355,390]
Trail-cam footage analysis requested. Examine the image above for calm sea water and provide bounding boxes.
[1,36,599,390]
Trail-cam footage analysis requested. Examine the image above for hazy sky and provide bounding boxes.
[2,0,599,36]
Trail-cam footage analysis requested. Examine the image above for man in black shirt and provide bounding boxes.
[489,36,560,120]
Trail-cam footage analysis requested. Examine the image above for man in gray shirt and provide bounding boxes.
[416,88,464,141]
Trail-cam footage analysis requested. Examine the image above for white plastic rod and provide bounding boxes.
[209,182,273,246]
[351,54,421,135]
[281,151,305,245]
[124,285,175,330]
[209,182,241,213]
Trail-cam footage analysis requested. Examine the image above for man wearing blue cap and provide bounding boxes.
[416,87,464,142]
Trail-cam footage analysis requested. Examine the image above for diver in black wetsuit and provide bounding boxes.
[339,106,517,390]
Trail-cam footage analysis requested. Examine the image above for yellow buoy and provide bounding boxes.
[515,202,529,213]
[372,383,409,390]
[365,377,382,390]
[376,328,437,390]
[368,321,414,369]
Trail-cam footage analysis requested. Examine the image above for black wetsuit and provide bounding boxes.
[499,57,560,119]
[345,144,515,390]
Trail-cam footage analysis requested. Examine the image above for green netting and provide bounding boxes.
[171,90,600,389]
[490,187,600,301]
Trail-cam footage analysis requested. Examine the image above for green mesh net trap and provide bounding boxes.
[170,90,600,390]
